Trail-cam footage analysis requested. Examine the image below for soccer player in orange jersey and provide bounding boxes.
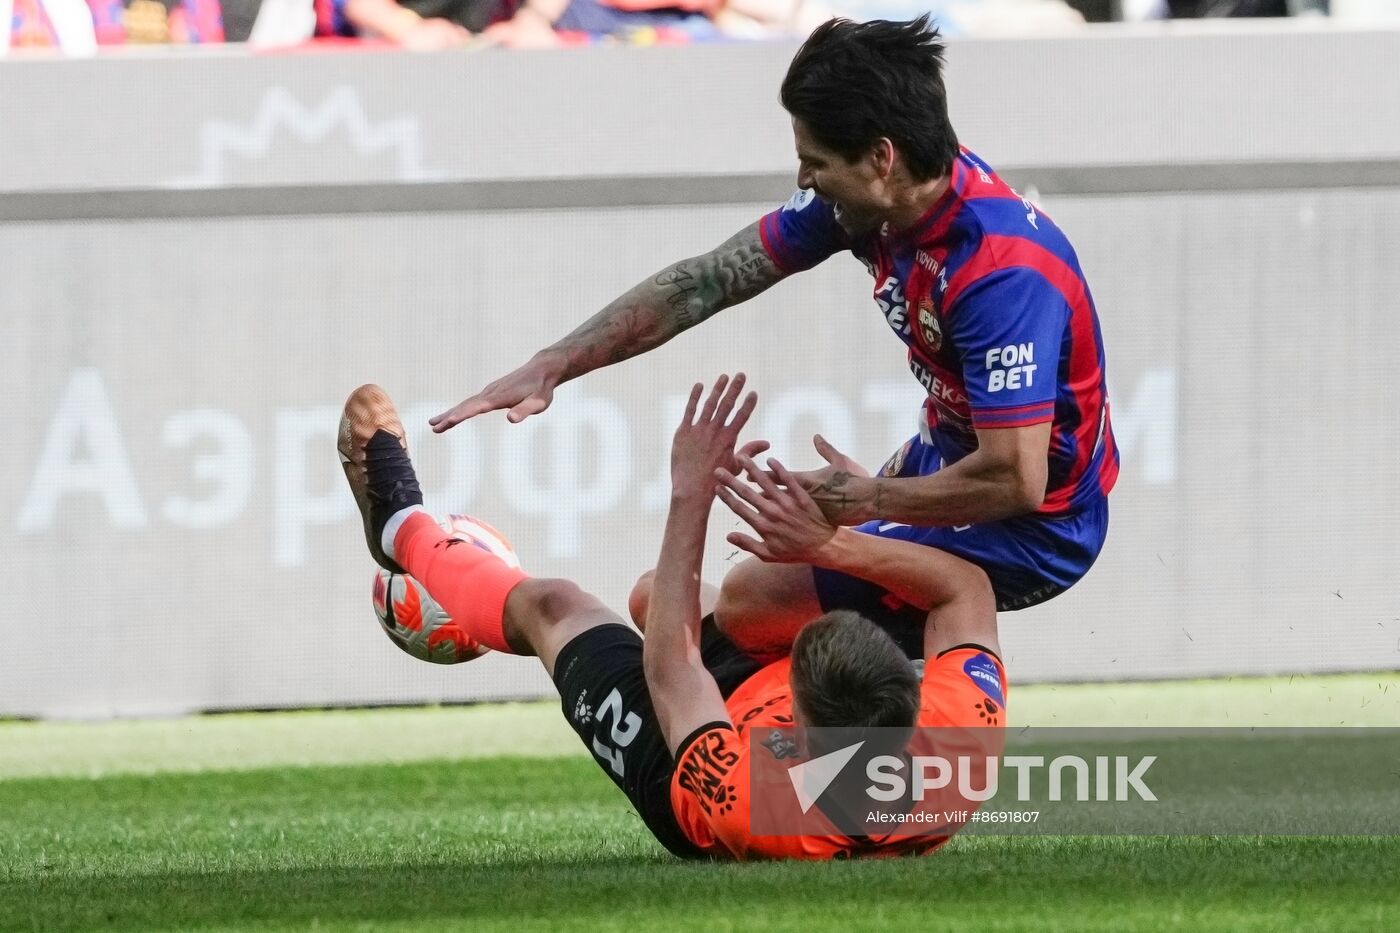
[340,373,1005,860]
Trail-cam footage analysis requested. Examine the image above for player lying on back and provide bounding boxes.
[340,374,1006,860]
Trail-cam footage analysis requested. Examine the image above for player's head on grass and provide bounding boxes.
[781,15,958,195]
[789,610,920,754]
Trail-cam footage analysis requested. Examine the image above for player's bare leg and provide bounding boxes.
[626,570,720,633]
[499,579,627,675]
[709,560,824,658]
[711,551,1000,660]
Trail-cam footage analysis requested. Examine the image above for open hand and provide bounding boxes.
[774,434,871,526]
[670,374,757,500]
[430,353,565,432]
[716,455,838,563]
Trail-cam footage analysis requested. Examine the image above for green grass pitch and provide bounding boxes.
[3,674,1400,932]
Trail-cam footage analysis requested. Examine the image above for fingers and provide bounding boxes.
[698,374,729,424]
[737,454,785,501]
[728,389,757,435]
[681,382,703,426]
[429,408,461,433]
[812,433,869,477]
[430,397,491,433]
[769,458,824,515]
[726,531,774,562]
[737,439,771,460]
[768,458,808,500]
[505,393,552,424]
[714,373,747,425]
[717,470,782,522]
[693,373,752,428]
[429,374,549,431]
[716,483,765,528]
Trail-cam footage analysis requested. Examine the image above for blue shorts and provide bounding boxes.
[813,435,1109,618]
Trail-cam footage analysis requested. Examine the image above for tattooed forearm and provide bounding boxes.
[666,223,784,331]
[807,471,859,524]
[803,471,883,526]
[655,265,702,324]
[547,304,669,380]
[535,220,786,382]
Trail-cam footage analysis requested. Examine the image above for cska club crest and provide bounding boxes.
[879,438,915,478]
[916,295,943,353]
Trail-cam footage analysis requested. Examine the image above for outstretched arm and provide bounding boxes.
[644,374,757,755]
[431,223,784,432]
[777,425,1052,527]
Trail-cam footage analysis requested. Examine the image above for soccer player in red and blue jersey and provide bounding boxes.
[431,17,1117,656]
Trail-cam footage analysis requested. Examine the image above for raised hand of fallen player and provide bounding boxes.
[430,353,566,432]
[716,455,839,563]
[670,373,758,500]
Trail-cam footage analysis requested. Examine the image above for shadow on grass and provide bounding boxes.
[2,856,682,932]
[6,838,1400,933]
[5,752,1400,932]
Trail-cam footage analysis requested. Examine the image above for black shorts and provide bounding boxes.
[552,617,761,859]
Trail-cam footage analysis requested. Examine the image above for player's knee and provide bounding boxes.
[713,561,775,640]
[714,559,824,658]
[715,556,797,606]
[513,578,599,629]
[938,563,996,615]
[627,570,656,631]
[712,570,754,638]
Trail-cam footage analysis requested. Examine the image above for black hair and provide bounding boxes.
[781,16,959,182]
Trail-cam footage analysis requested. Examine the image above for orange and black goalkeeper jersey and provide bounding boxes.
[668,646,1007,861]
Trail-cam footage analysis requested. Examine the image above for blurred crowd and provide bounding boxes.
[1,0,1387,54]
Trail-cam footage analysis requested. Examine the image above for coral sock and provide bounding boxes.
[392,512,528,654]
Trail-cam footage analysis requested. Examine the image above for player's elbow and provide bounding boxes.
[628,570,656,631]
[998,460,1046,514]
[976,422,1052,517]
[642,635,702,690]
[1011,468,1047,513]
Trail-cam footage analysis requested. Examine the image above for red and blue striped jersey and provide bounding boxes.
[758,148,1118,516]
